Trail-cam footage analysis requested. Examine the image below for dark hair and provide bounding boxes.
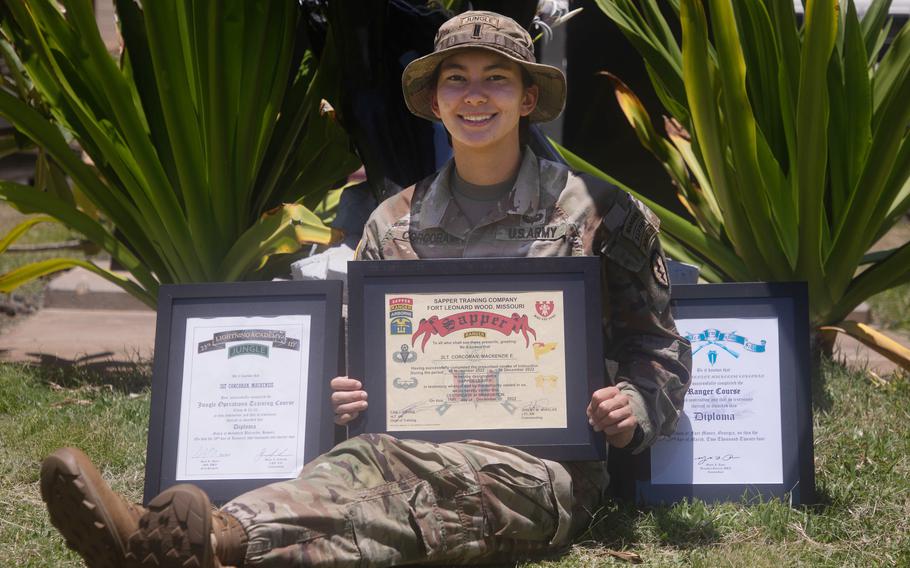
[431,59,536,147]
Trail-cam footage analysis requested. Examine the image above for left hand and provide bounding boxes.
[587,386,638,448]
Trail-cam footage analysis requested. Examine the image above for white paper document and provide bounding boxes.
[650,317,783,485]
[175,315,311,481]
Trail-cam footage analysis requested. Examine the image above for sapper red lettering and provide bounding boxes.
[410,311,538,351]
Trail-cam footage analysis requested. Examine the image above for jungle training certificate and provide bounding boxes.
[384,291,567,431]
[175,315,311,481]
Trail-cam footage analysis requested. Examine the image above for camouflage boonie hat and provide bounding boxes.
[402,11,567,123]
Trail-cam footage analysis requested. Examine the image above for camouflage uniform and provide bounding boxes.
[223,149,691,567]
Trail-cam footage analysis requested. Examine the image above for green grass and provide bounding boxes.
[868,282,910,335]
[1,360,908,566]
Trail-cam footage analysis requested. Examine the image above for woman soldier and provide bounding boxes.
[41,11,690,568]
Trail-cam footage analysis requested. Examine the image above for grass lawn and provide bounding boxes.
[0,360,907,567]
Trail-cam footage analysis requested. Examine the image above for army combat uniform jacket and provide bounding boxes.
[223,150,691,567]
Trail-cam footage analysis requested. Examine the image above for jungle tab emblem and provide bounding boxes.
[535,300,555,318]
[392,344,417,363]
[651,251,670,288]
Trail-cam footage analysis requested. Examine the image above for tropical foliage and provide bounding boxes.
[560,0,910,363]
[0,1,360,308]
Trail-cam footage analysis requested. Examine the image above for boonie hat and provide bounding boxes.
[402,11,567,123]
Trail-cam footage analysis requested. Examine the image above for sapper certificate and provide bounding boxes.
[175,315,311,481]
[384,291,567,431]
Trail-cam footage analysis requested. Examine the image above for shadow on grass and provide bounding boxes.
[13,353,152,394]
[582,499,720,551]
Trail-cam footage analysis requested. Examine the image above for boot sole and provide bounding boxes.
[39,448,128,568]
[128,484,215,567]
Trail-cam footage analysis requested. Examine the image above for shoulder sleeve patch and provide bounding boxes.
[600,194,660,273]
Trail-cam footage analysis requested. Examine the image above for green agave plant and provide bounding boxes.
[559,0,909,363]
[0,0,360,308]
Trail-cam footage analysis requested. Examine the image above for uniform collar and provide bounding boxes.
[419,148,541,233]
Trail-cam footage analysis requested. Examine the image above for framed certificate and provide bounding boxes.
[609,282,815,506]
[144,281,343,505]
[347,257,606,461]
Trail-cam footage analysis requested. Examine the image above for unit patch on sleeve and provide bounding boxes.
[651,250,670,289]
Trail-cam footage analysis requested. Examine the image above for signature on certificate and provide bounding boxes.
[695,454,741,466]
[254,448,292,462]
[191,447,230,459]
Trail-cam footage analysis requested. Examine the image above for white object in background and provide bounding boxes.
[291,244,356,302]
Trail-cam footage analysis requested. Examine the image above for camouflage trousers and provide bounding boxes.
[223,434,608,567]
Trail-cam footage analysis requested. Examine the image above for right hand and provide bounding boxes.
[330,376,368,426]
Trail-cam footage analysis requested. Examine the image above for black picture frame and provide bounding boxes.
[609,282,815,506]
[144,281,343,505]
[347,257,606,461]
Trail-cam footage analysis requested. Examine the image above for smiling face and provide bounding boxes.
[430,49,539,158]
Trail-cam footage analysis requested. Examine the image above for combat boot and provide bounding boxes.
[40,447,147,567]
[127,484,248,567]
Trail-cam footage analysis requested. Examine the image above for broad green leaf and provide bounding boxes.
[794,0,837,313]
[219,204,341,281]
[553,140,750,281]
[0,89,165,275]
[143,0,217,267]
[115,0,180,194]
[860,0,893,63]
[584,0,908,327]
[0,215,58,253]
[0,180,159,292]
[833,239,910,323]
[708,0,791,279]
[826,50,851,227]
[659,232,726,282]
[0,258,155,308]
[872,18,909,121]
[643,62,690,128]
[828,62,910,290]
[603,73,689,194]
[736,0,787,164]
[0,131,31,159]
[841,0,873,217]
[595,0,686,105]
[680,0,768,275]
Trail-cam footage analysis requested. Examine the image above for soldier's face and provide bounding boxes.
[431,49,538,153]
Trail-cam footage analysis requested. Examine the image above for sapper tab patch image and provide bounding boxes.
[389,297,414,335]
